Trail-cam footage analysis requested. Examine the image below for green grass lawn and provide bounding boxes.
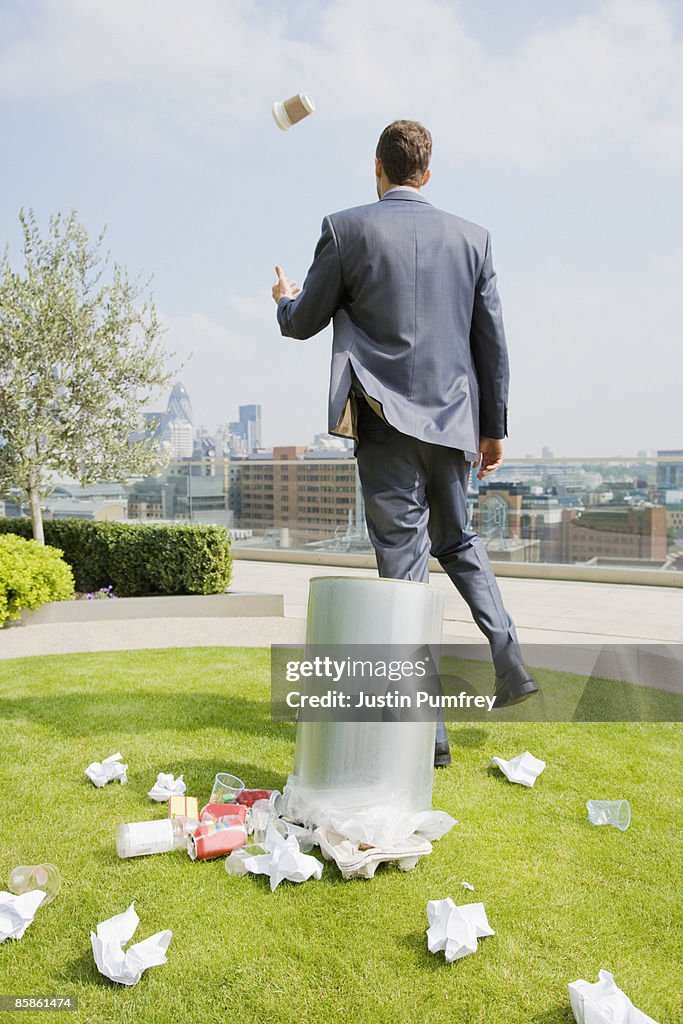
[0,647,680,1024]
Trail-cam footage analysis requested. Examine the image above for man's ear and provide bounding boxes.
[422,168,431,187]
[375,157,383,178]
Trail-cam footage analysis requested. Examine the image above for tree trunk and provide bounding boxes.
[28,472,44,544]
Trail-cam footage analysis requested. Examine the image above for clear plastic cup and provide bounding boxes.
[281,821,317,853]
[224,844,266,876]
[210,773,244,805]
[586,800,631,831]
[8,864,62,906]
[250,799,286,844]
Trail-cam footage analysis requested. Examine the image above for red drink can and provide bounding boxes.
[188,821,247,861]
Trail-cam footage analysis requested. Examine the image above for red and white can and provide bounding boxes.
[188,821,247,861]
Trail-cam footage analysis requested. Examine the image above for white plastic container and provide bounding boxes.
[285,576,444,841]
[116,819,187,858]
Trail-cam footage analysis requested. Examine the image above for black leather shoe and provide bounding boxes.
[434,740,452,767]
[492,664,539,709]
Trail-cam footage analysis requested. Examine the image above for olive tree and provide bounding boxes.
[0,209,173,542]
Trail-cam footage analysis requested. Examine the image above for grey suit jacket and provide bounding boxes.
[277,190,509,459]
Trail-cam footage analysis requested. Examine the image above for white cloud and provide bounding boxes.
[502,246,683,455]
[162,310,240,359]
[0,0,680,167]
[226,290,274,321]
[157,301,332,443]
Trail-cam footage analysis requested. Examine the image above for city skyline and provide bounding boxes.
[155,378,673,459]
[1,1,681,456]
[19,444,680,577]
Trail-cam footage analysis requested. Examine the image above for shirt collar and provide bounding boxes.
[382,185,423,197]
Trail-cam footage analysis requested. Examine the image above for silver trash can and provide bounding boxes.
[284,576,444,837]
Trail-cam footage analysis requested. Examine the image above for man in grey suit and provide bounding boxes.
[273,120,538,765]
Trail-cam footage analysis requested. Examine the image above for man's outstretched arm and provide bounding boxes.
[274,216,344,340]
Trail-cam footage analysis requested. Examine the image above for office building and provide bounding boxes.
[235,446,360,545]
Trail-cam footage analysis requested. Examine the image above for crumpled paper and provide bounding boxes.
[426,898,495,962]
[460,881,475,891]
[490,751,545,787]
[90,903,172,986]
[0,890,46,942]
[85,752,128,788]
[147,773,186,802]
[568,970,660,1024]
[242,825,323,891]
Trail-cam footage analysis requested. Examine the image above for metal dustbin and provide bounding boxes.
[287,576,444,826]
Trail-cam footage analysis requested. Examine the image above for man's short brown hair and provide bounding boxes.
[376,120,432,186]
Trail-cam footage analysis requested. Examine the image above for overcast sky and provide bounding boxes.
[1,0,681,456]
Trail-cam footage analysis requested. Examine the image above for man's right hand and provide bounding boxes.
[474,438,504,479]
[272,265,301,304]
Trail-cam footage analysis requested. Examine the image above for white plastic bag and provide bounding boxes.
[282,776,456,848]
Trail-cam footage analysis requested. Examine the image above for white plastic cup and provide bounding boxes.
[272,92,315,131]
[7,864,62,906]
[586,800,631,831]
[116,819,187,858]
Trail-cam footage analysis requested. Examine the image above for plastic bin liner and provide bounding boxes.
[282,776,456,848]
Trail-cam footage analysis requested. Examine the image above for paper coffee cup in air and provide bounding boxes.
[272,92,315,131]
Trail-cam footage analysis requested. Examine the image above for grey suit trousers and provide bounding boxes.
[355,399,522,742]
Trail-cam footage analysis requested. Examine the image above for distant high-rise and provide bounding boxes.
[228,404,262,453]
[657,450,683,489]
[239,404,262,452]
[164,419,193,458]
[167,382,193,424]
[160,381,194,457]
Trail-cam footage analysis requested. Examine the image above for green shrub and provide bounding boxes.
[0,518,232,597]
[0,534,75,626]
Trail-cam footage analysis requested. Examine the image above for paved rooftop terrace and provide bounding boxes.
[1,560,680,660]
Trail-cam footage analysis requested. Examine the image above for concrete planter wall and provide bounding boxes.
[17,591,283,625]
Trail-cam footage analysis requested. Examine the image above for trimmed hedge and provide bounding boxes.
[0,518,232,597]
[0,534,75,626]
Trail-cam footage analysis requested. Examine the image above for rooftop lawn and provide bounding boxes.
[0,647,680,1024]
